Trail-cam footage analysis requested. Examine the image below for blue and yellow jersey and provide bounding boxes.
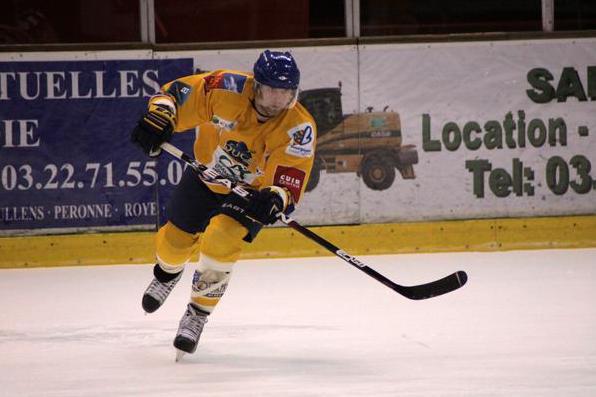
[150,69,316,204]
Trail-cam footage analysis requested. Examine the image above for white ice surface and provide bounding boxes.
[1,249,595,397]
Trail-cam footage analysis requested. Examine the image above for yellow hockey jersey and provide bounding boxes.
[150,69,316,204]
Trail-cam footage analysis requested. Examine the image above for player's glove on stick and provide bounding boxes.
[131,102,176,157]
[221,186,291,225]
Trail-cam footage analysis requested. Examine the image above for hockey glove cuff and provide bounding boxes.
[131,102,176,157]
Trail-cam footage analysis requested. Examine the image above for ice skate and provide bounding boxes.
[174,303,209,360]
[142,267,183,313]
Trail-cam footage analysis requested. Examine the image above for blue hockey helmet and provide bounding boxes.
[253,50,300,90]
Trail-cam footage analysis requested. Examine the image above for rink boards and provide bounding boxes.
[1,214,595,268]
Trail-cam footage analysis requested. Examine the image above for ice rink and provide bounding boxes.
[1,248,595,396]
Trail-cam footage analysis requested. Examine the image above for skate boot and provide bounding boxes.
[142,264,183,313]
[174,303,209,359]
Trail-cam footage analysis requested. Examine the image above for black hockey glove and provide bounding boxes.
[247,187,287,225]
[221,186,289,226]
[131,102,176,157]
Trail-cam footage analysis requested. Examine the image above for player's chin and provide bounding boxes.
[264,107,284,117]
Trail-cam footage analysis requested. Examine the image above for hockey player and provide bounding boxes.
[130,50,316,358]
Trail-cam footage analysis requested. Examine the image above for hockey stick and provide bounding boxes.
[160,142,468,300]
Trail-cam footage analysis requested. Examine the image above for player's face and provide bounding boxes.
[254,84,296,117]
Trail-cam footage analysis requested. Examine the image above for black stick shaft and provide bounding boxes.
[283,218,399,290]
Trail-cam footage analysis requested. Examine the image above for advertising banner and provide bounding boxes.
[1,38,594,235]
[357,38,596,222]
[0,54,194,234]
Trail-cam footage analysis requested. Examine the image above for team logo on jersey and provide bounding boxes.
[211,115,237,131]
[274,166,306,203]
[223,140,253,166]
[286,122,314,158]
[166,81,192,105]
[207,146,259,185]
[203,72,247,94]
[292,126,313,145]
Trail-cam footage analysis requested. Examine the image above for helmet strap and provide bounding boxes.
[287,90,298,109]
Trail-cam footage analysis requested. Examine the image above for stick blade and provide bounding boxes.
[394,271,468,300]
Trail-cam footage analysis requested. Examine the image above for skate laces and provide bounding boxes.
[178,304,208,341]
[145,272,182,302]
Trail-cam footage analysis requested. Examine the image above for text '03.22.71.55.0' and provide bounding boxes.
[0,160,188,192]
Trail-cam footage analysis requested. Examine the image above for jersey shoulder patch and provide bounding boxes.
[203,72,247,94]
[285,122,315,158]
[166,81,192,106]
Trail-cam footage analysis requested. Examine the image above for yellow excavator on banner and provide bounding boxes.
[298,83,418,192]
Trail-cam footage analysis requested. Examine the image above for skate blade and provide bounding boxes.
[175,349,186,362]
